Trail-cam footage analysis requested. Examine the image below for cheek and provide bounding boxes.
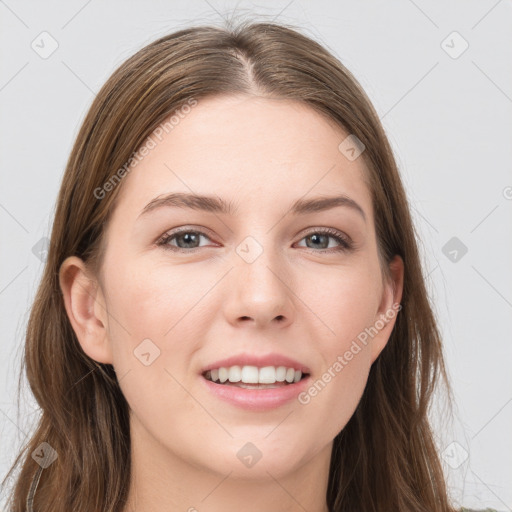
[105,258,214,344]
[102,261,208,433]
[295,264,377,433]
[102,257,231,404]
[299,262,379,347]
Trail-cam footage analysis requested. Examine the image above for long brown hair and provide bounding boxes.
[2,19,458,512]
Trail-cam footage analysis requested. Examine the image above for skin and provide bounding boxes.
[59,94,403,512]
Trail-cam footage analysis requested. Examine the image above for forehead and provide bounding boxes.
[111,94,372,222]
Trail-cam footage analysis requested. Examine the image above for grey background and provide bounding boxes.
[1,1,511,510]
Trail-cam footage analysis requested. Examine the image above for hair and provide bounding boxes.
[2,19,459,512]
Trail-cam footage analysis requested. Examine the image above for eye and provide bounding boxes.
[156,228,215,252]
[156,227,354,253]
[295,228,353,253]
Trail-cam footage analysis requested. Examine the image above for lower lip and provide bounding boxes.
[200,374,311,411]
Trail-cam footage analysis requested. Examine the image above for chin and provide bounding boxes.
[206,436,311,478]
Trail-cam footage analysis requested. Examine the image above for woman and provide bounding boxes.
[2,19,490,512]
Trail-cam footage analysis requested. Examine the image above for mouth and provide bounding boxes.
[200,364,311,411]
[202,366,310,389]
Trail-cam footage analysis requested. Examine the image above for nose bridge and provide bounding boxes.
[225,230,294,325]
[235,231,286,292]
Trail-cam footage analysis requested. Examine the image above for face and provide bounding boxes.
[62,94,403,482]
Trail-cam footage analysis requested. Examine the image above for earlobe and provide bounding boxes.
[370,255,404,363]
[59,256,113,364]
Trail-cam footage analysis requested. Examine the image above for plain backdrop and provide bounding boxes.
[1,1,511,510]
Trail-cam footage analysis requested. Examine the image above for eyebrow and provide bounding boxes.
[137,192,366,223]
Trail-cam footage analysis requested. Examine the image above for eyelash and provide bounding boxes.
[155,227,354,254]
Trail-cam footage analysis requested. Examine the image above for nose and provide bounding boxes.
[222,242,295,329]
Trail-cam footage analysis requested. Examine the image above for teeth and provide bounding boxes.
[259,366,277,384]
[204,365,307,385]
[275,366,287,382]
[228,366,242,382]
[218,367,229,383]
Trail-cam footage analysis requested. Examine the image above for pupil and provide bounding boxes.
[179,232,198,248]
[307,234,328,249]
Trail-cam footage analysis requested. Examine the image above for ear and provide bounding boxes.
[59,256,113,364]
[369,254,404,363]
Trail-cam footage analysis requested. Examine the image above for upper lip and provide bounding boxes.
[201,353,311,375]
